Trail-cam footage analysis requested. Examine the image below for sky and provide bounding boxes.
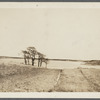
[0,7,100,60]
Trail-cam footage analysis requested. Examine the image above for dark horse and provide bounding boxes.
[23,50,35,66]
[23,51,30,65]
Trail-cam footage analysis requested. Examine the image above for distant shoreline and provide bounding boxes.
[0,56,90,62]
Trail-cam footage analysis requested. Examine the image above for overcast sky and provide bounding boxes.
[0,7,100,60]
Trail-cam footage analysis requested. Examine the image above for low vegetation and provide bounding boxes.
[85,60,100,65]
[0,58,100,92]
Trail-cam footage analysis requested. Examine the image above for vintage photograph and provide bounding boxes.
[0,3,100,93]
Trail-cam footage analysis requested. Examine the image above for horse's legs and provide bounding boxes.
[45,63,47,68]
[40,60,42,67]
[32,58,34,66]
[45,60,48,68]
[38,60,40,67]
[24,58,27,65]
[27,59,29,65]
[32,58,33,65]
[32,60,34,66]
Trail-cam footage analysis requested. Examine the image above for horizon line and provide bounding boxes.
[0,55,99,61]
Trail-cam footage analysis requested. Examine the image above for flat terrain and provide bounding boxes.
[0,58,100,92]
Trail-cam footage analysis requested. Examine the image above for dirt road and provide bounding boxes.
[53,68,100,92]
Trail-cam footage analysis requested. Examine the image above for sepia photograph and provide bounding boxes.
[0,3,100,97]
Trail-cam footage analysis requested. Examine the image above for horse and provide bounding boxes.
[38,56,48,68]
[41,58,48,68]
[22,50,30,65]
